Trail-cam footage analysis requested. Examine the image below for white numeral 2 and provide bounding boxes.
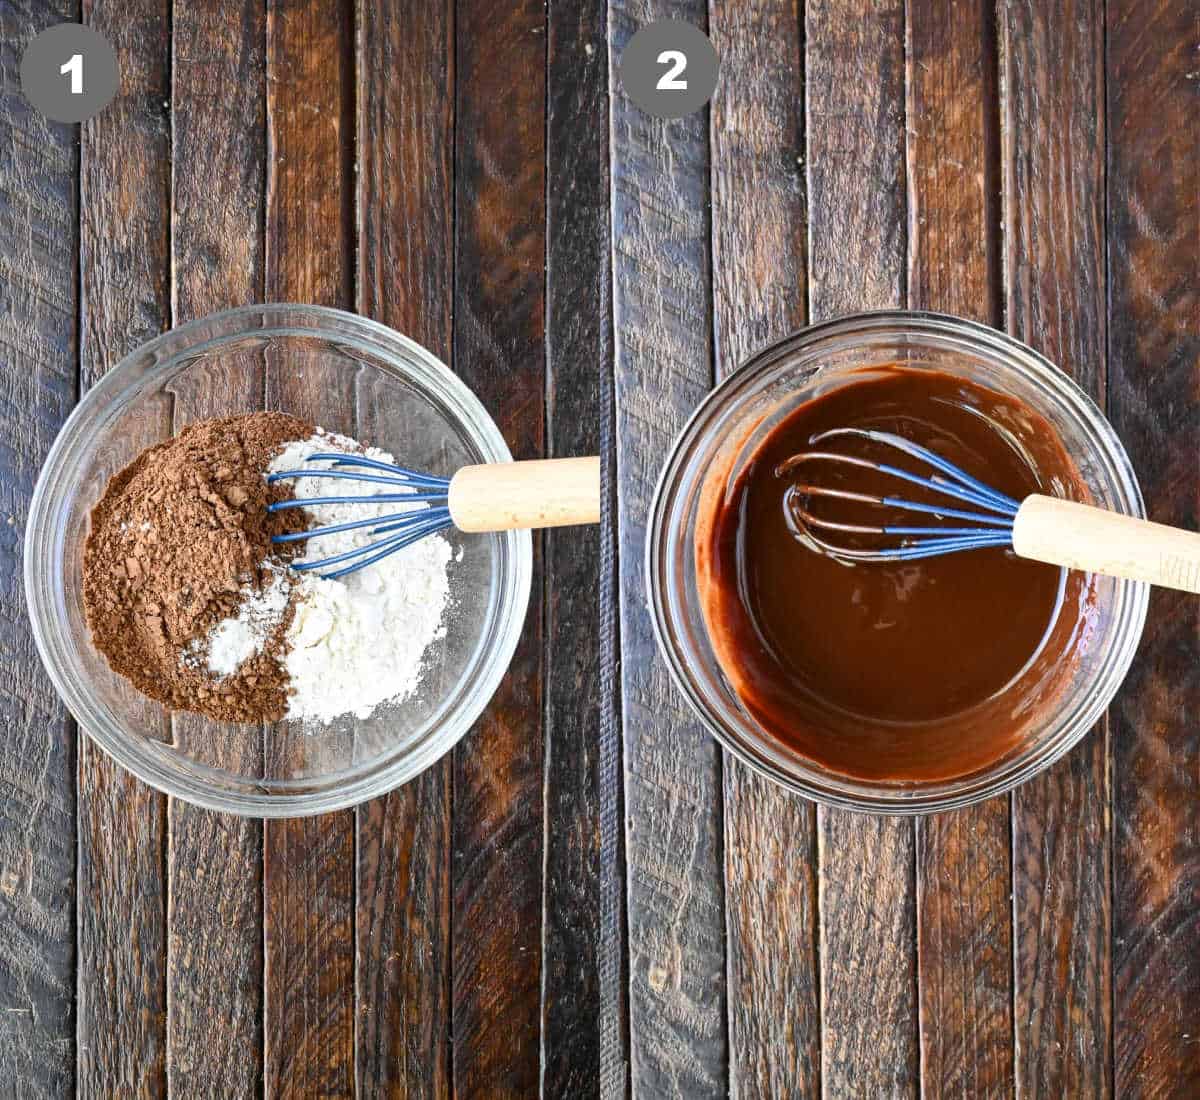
[656,50,688,90]
[60,53,84,95]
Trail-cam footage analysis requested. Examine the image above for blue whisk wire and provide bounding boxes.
[782,430,1023,563]
[266,454,453,579]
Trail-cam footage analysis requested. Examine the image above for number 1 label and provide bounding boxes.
[60,52,83,94]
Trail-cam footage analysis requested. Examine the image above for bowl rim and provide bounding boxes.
[645,309,1150,814]
[24,303,533,817]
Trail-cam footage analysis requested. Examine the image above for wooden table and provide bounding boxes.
[605,1,1198,1097]
[2,1,599,1095]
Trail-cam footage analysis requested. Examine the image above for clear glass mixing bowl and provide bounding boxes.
[647,311,1149,813]
[25,305,532,816]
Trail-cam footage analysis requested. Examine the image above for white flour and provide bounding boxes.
[194,428,453,724]
[202,565,290,677]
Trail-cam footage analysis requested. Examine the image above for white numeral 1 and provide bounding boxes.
[61,53,84,95]
[656,50,688,90]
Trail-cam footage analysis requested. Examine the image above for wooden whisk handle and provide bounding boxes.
[1012,494,1200,593]
[447,457,600,532]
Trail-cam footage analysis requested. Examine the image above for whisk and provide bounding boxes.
[267,454,599,578]
[781,428,1200,594]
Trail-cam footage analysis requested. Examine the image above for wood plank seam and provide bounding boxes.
[447,6,456,1085]
[262,1,359,1092]
[708,0,821,1094]
[907,0,1016,1092]
[699,8,732,1094]
[610,0,729,1092]
[600,361,630,1100]
[542,1,606,1093]
[451,1,548,1091]
[600,14,630,1078]
[1101,15,1114,1092]
[999,1,1114,1093]
[0,4,85,1090]
[1107,2,1198,1094]
[599,11,628,1087]
[77,2,173,1092]
[806,0,917,1093]
[540,0,553,1048]
[162,0,176,1085]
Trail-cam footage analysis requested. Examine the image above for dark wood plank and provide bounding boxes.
[264,0,355,311]
[906,3,1014,1096]
[357,0,453,349]
[1000,1,1112,1095]
[805,1,918,1094]
[451,0,546,1094]
[609,1,726,1095]
[354,0,453,1095]
[0,4,78,1095]
[708,1,820,1096]
[76,0,171,1095]
[544,0,606,1094]
[165,2,267,1095]
[905,0,1003,324]
[1107,2,1200,1096]
[262,1,356,1094]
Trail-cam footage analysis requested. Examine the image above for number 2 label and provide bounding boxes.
[656,50,688,91]
[60,52,83,94]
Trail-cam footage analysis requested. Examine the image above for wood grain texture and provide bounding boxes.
[721,766,818,1100]
[805,1,918,1094]
[544,0,606,1094]
[1107,2,1200,1096]
[0,4,78,1095]
[76,0,171,1095]
[599,68,629,1095]
[806,0,907,314]
[709,0,807,371]
[609,0,726,1095]
[819,815,918,1096]
[915,809,1011,1098]
[599,407,630,1099]
[905,0,1002,325]
[264,0,354,312]
[451,0,546,1094]
[708,1,819,1096]
[166,2,267,1095]
[906,2,1013,1095]
[357,0,454,351]
[354,0,453,1095]
[263,1,356,1095]
[1000,2,1112,1093]
[1000,0,1106,402]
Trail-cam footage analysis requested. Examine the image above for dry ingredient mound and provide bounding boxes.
[83,412,313,722]
[262,433,453,723]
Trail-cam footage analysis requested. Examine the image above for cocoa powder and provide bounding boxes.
[82,412,314,722]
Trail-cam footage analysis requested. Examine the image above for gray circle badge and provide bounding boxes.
[619,20,719,120]
[20,23,119,124]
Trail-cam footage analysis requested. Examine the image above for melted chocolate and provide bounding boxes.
[698,367,1096,783]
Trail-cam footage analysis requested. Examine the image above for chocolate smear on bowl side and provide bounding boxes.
[82,412,313,722]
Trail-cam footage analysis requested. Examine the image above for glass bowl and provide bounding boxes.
[25,304,532,817]
[647,311,1148,813]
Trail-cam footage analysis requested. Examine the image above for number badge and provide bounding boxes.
[619,20,720,120]
[20,23,119,124]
